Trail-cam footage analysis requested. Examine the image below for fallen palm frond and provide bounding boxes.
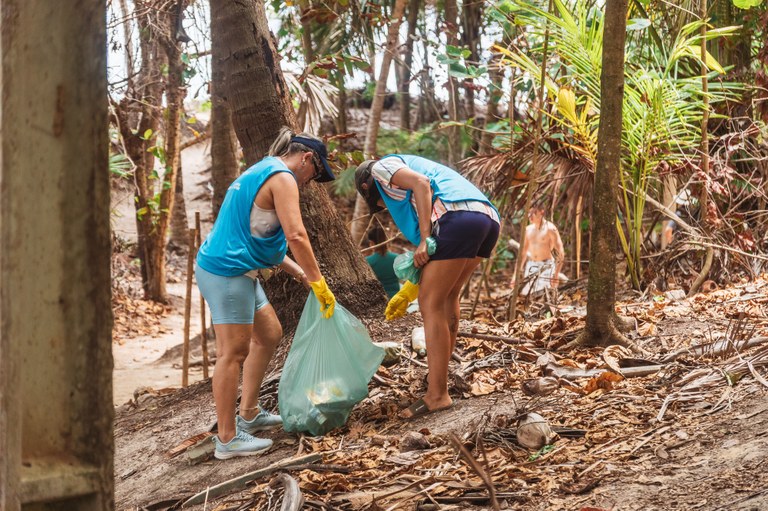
[284,72,339,134]
[657,343,768,421]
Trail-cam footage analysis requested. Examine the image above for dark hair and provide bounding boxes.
[367,226,388,254]
[355,160,384,213]
[368,226,386,244]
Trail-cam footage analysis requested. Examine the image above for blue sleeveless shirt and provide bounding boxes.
[376,154,497,245]
[197,157,292,276]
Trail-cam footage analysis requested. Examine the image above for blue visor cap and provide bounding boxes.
[291,136,336,182]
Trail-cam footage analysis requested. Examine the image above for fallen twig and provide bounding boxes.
[449,434,500,511]
[181,453,322,506]
[458,330,528,345]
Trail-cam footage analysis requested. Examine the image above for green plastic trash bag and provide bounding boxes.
[278,294,385,436]
[393,236,437,284]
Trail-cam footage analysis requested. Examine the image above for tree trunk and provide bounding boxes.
[299,0,315,63]
[444,0,461,166]
[114,0,166,301]
[170,161,189,249]
[576,0,632,348]
[461,0,483,120]
[351,0,408,246]
[399,0,420,131]
[335,74,349,141]
[479,53,504,153]
[210,0,241,219]
[688,0,713,297]
[146,1,188,300]
[211,0,386,327]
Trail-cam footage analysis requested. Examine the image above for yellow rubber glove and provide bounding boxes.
[385,281,420,320]
[309,277,336,319]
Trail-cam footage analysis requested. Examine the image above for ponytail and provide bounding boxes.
[268,127,294,157]
[268,126,324,158]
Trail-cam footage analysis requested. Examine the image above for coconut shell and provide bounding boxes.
[521,377,560,396]
[516,412,557,450]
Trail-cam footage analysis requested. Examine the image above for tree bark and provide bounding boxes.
[170,160,189,249]
[351,0,408,246]
[335,74,349,141]
[210,0,241,219]
[688,0,713,297]
[398,0,420,131]
[146,1,188,299]
[479,53,504,153]
[576,0,632,349]
[444,0,461,167]
[113,0,173,301]
[461,0,483,120]
[211,0,385,327]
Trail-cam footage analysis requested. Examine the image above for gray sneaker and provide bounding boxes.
[213,431,272,460]
[237,408,283,434]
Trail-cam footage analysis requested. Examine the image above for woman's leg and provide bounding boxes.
[212,323,252,443]
[400,258,469,418]
[447,257,484,353]
[240,304,283,420]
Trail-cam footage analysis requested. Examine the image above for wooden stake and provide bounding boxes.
[182,226,196,387]
[195,211,208,379]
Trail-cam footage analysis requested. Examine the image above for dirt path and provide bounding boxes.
[112,141,214,406]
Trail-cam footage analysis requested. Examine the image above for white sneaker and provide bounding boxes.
[237,408,283,434]
[213,431,272,460]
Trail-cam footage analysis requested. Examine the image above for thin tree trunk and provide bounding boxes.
[688,0,713,297]
[170,160,189,249]
[118,0,135,80]
[444,0,461,166]
[399,0,420,131]
[351,0,408,246]
[114,0,166,300]
[212,0,385,326]
[335,74,348,140]
[461,0,483,121]
[147,1,188,300]
[210,0,240,219]
[577,0,632,348]
[299,0,315,63]
[479,53,504,153]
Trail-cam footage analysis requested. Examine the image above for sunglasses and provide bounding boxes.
[309,154,323,181]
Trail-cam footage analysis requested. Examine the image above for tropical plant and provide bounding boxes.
[467,0,741,288]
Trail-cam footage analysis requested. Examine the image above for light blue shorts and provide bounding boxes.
[195,265,270,325]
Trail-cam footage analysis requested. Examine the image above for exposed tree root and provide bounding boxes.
[562,314,644,354]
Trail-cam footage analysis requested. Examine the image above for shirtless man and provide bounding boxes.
[513,204,565,295]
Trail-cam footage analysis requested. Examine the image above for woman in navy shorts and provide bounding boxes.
[355,155,499,419]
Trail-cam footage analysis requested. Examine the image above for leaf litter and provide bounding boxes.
[114,272,768,511]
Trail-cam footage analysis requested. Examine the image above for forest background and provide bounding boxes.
[107,0,768,509]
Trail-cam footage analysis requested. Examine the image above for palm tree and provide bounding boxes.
[209,0,386,324]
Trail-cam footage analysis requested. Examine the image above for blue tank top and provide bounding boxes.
[376,154,497,245]
[197,157,292,276]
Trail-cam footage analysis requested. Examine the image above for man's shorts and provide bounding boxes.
[195,264,270,325]
[431,210,500,261]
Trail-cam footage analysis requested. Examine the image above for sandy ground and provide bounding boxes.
[111,141,214,406]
